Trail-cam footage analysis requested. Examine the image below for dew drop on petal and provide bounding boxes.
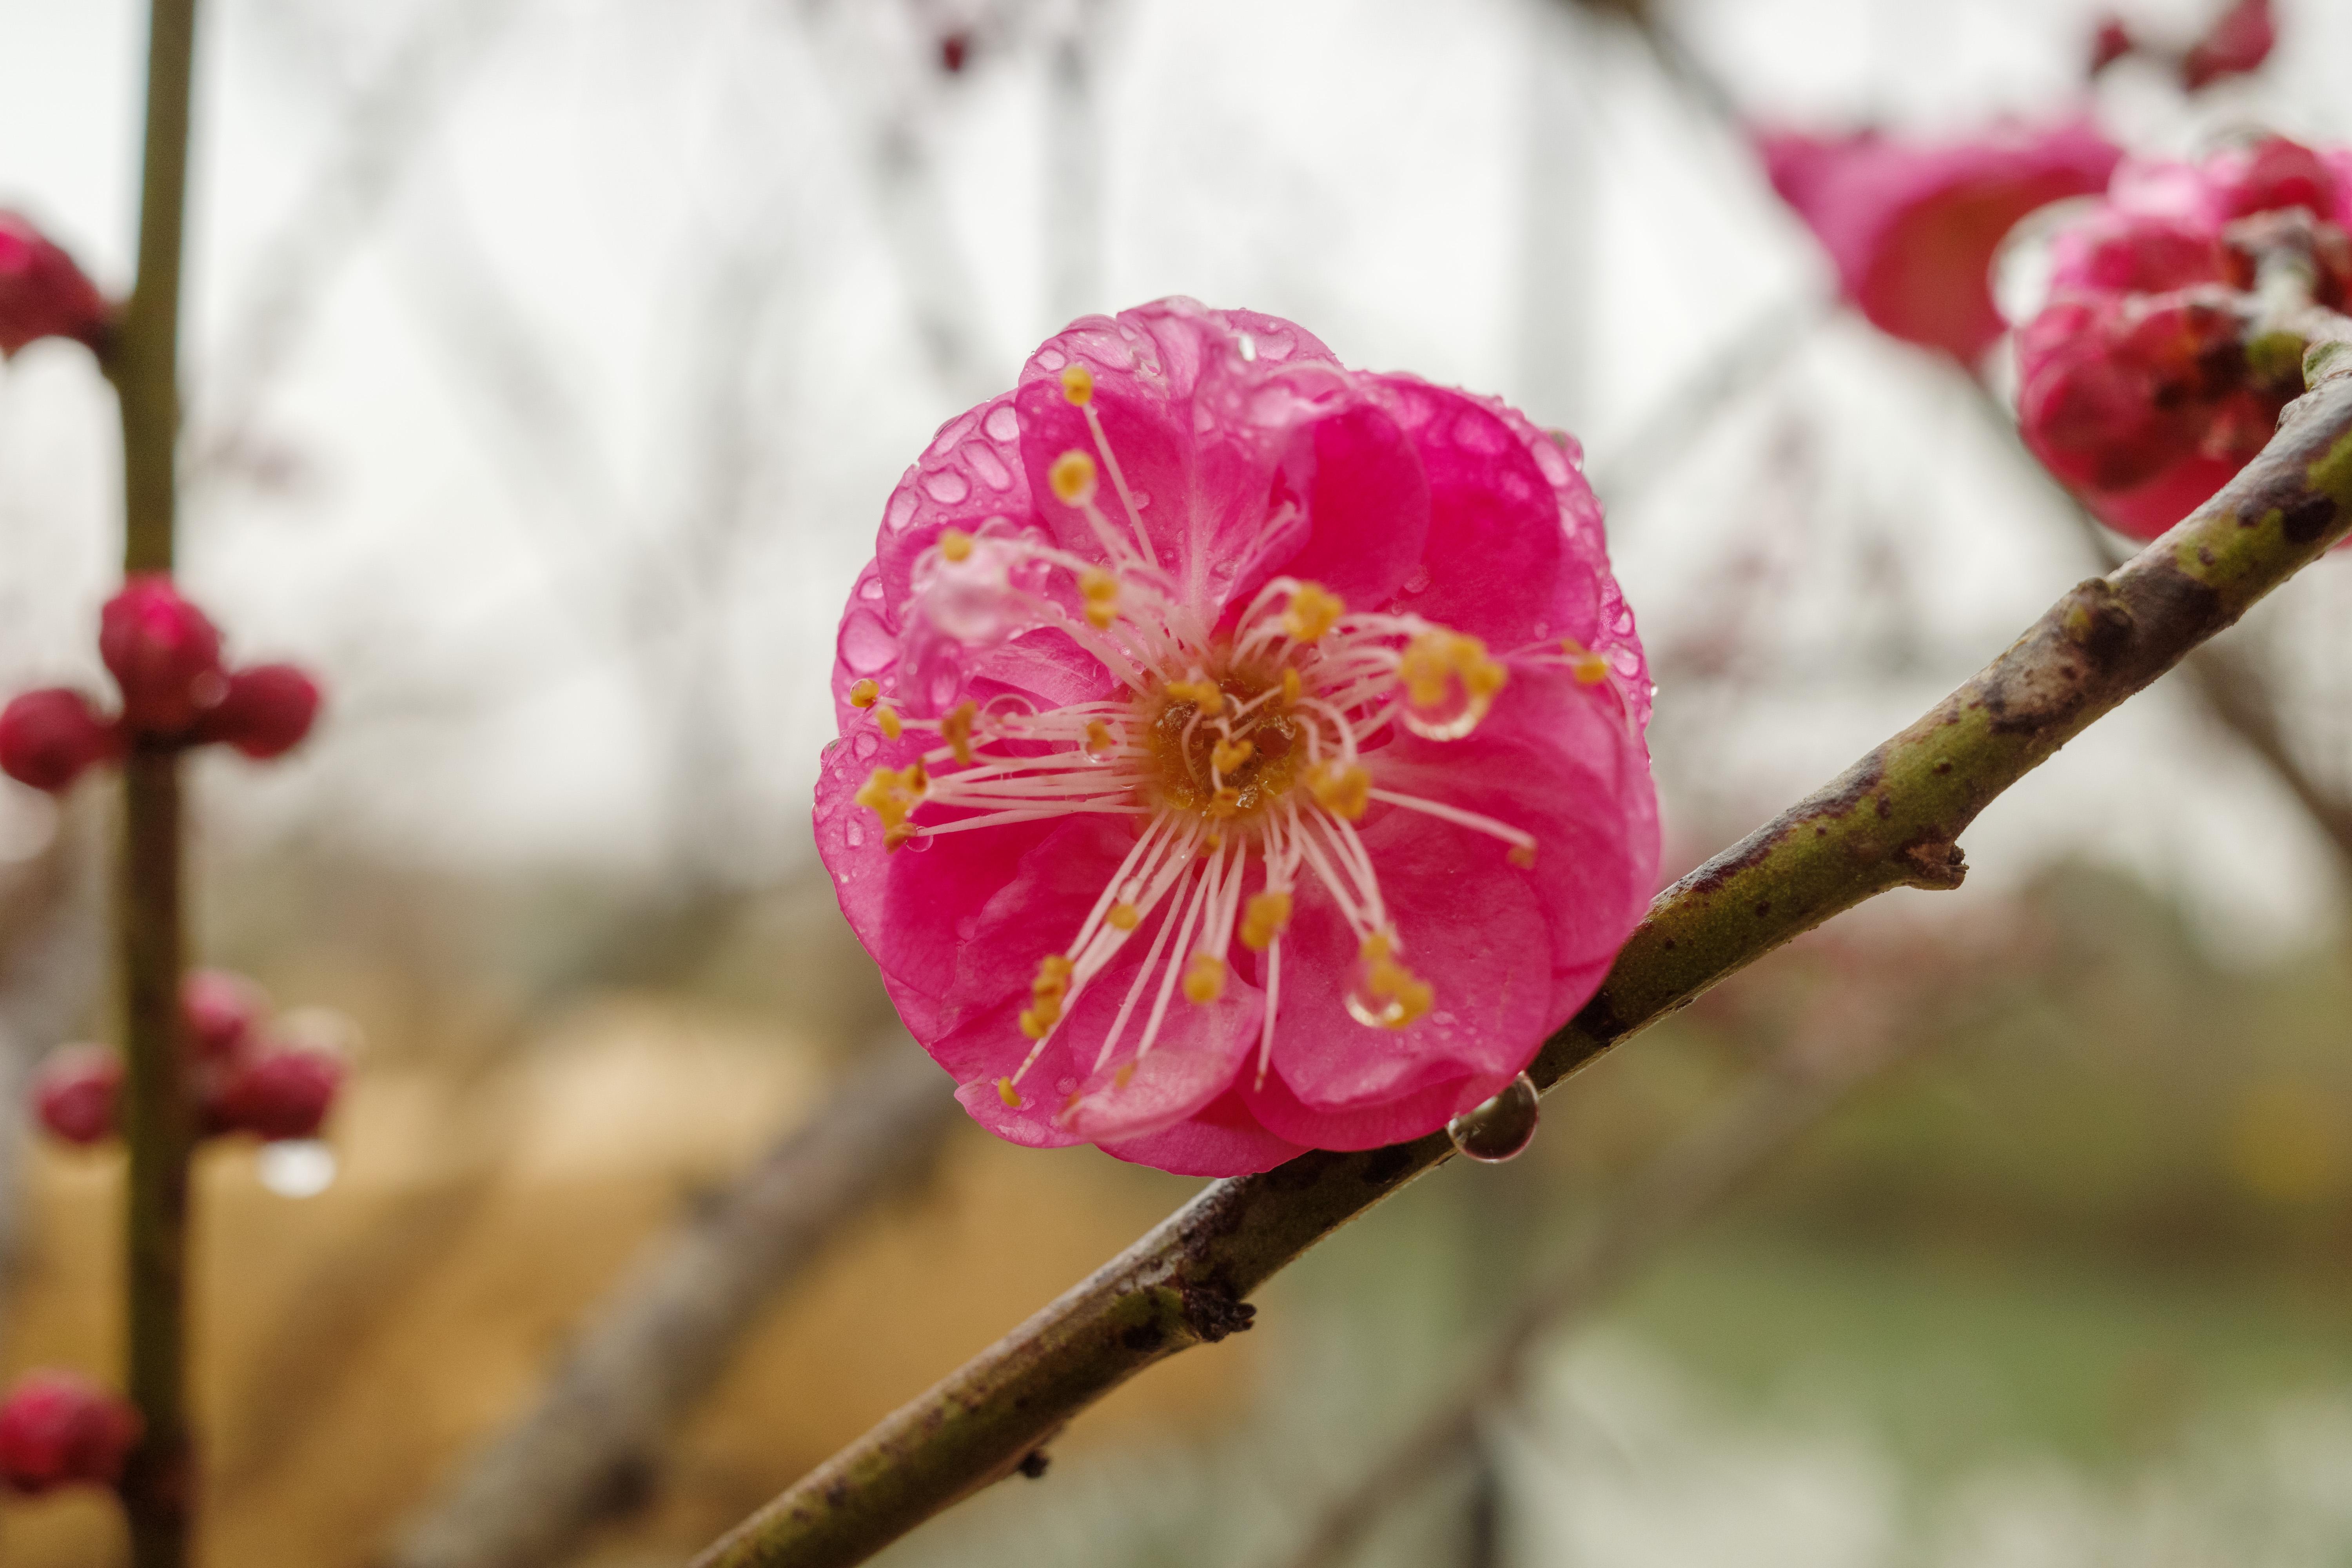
[900,832,933,853]
[854,732,878,759]
[1401,564,1432,595]
[985,404,1021,442]
[1447,1074,1539,1163]
[839,610,896,674]
[924,470,972,504]
[969,444,1012,490]
[845,819,866,847]
[858,575,886,601]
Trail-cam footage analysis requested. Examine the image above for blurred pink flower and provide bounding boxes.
[1759,118,2123,363]
[816,299,1658,1176]
[2020,134,2352,539]
[2181,0,2275,91]
[0,213,107,358]
[0,1372,139,1494]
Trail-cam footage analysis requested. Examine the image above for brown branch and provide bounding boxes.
[382,1040,958,1568]
[104,4,203,1564]
[686,357,2352,1568]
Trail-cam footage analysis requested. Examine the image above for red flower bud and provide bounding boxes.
[99,575,226,739]
[182,969,265,1063]
[0,214,108,359]
[0,688,119,793]
[2088,16,2134,76]
[212,1047,344,1142]
[30,1046,122,1145]
[939,30,971,73]
[0,1371,140,1494]
[192,663,321,759]
[2181,0,2275,92]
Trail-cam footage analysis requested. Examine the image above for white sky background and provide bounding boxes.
[0,0,2346,956]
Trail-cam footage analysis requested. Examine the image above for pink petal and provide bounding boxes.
[1096,1086,1309,1176]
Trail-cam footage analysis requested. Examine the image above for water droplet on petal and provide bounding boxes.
[900,832,933,853]
[1447,1073,1539,1163]
[845,819,866,846]
[985,404,1021,442]
[854,732,879,759]
[1401,564,1432,595]
[923,470,971,504]
[839,610,896,675]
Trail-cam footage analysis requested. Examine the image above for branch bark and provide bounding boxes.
[686,361,2352,1568]
[104,4,203,1564]
[383,1041,958,1568]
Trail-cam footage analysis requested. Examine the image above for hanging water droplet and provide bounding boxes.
[1447,1073,1539,1163]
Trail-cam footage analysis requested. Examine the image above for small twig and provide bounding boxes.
[383,1040,958,1568]
[686,345,2352,1568]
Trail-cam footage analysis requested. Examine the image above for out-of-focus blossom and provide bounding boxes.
[192,664,321,759]
[1759,118,2123,363]
[2018,135,2351,538]
[183,969,265,1062]
[99,575,225,738]
[0,213,107,358]
[0,1372,140,1494]
[817,298,1657,1176]
[0,688,118,793]
[211,1047,345,1142]
[2181,0,2276,91]
[31,1046,123,1145]
[2088,16,2136,76]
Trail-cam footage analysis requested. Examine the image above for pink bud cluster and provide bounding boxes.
[0,212,107,359]
[2089,1,2275,92]
[0,575,321,795]
[0,1371,139,1494]
[32,969,346,1148]
[2016,135,2352,539]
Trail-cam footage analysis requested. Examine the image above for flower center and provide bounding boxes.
[1143,666,1303,823]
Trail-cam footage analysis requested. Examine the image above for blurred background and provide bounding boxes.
[4,0,2352,1563]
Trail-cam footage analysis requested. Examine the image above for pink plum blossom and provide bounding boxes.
[2019,135,2352,539]
[815,299,1658,1177]
[1759,118,2123,364]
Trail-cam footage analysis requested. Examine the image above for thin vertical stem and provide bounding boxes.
[116,750,192,1568]
[116,0,197,576]
[107,2,202,1564]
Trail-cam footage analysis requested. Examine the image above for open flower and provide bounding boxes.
[1759,118,2122,364]
[816,300,1658,1176]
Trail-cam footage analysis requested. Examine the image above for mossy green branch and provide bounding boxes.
[692,368,2352,1568]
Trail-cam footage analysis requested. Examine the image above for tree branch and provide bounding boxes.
[684,361,2352,1568]
[106,4,203,1565]
[384,1040,958,1568]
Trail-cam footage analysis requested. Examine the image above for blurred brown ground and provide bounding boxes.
[0,997,1248,1566]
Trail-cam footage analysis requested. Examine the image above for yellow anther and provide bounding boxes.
[1562,639,1610,685]
[1049,449,1099,506]
[1209,785,1242,819]
[1183,953,1228,1004]
[1211,737,1254,775]
[1204,831,1224,852]
[855,764,929,832]
[1280,666,1303,706]
[877,706,903,741]
[1508,843,1537,869]
[1080,566,1120,630]
[942,699,978,764]
[1308,761,1370,820]
[1018,953,1076,1040]
[1084,720,1117,758]
[941,528,975,563]
[1240,890,1292,950]
[849,679,880,709]
[1397,630,1508,737]
[1354,930,1432,1029]
[1114,1062,1136,1088]
[1061,363,1094,405]
[1164,678,1226,715]
[996,1076,1023,1109]
[1282,582,1345,642]
[1108,903,1140,931]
